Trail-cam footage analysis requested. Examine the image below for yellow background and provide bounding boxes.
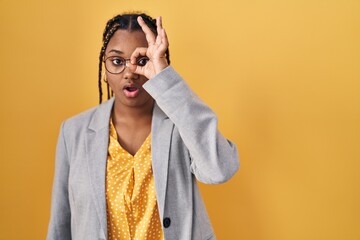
[0,0,359,239]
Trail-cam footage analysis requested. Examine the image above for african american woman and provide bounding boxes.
[47,13,239,240]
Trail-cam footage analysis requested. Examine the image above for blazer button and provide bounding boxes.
[163,217,171,228]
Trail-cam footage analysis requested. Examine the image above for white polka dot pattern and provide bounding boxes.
[106,120,164,240]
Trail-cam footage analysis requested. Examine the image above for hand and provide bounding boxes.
[128,16,169,79]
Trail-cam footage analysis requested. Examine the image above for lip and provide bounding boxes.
[123,83,141,98]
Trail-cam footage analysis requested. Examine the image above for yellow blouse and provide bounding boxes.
[106,120,164,240]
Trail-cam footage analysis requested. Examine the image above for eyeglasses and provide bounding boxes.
[103,56,149,74]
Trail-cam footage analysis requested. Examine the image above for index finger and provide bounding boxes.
[137,16,156,45]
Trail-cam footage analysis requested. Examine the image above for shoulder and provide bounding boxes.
[61,98,114,135]
[61,105,98,135]
[63,105,98,129]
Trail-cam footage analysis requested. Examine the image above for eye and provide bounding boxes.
[111,57,125,66]
[137,57,149,67]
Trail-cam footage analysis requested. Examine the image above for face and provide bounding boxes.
[104,30,153,109]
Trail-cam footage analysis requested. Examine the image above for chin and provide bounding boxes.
[116,96,154,109]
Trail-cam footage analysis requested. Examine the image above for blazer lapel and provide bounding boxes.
[85,98,114,238]
[84,99,173,235]
[151,103,174,220]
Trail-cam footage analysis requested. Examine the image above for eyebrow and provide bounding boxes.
[107,49,124,54]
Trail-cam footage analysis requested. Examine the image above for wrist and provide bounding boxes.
[153,59,169,76]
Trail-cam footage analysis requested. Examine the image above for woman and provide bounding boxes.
[47,13,239,240]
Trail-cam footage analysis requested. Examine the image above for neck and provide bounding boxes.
[112,99,154,125]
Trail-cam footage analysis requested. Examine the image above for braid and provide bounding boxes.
[98,18,125,104]
[98,50,104,104]
[98,13,171,104]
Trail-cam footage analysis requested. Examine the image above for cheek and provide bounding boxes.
[139,76,149,85]
[105,73,118,88]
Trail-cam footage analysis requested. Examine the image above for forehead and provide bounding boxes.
[105,30,148,55]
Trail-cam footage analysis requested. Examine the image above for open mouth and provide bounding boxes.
[123,85,140,98]
[125,86,138,92]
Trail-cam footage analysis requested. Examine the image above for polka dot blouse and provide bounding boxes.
[106,120,164,240]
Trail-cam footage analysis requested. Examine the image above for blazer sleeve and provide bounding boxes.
[143,66,240,184]
[47,121,72,240]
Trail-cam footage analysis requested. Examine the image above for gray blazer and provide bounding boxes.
[47,66,239,240]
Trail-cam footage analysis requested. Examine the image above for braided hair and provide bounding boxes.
[98,13,171,104]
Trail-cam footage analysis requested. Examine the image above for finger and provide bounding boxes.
[137,16,156,45]
[161,28,169,48]
[157,16,162,27]
[155,30,162,46]
[131,63,152,78]
[125,58,145,75]
[156,16,163,36]
[130,47,148,64]
[155,17,168,47]
[155,20,163,46]
[132,65,145,76]
[156,28,169,53]
[127,62,138,73]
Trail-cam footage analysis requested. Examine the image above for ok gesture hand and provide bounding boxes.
[129,16,169,79]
